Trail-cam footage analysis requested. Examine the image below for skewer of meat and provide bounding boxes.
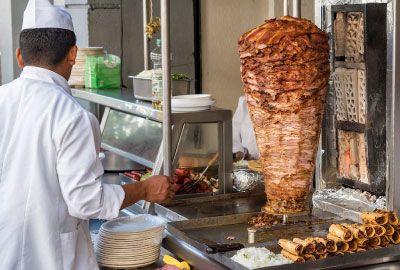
[238,16,330,214]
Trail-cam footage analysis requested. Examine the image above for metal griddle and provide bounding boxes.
[167,209,400,270]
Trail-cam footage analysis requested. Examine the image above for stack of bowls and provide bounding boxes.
[171,94,216,112]
[95,214,166,268]
[69,47,105,87]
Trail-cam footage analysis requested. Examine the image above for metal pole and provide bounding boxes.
[283,0,289,16]
[143,0,150,70]
[161,0,172,178]
[389,0,400,213]
[293,0,301,18]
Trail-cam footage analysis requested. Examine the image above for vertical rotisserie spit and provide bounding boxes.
[238,16,330,213]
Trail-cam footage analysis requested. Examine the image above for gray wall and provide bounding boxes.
[67,0,195,90]
[0,0,29,84]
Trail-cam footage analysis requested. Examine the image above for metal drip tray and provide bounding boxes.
[155,191,266,221]
[166,210,400,269]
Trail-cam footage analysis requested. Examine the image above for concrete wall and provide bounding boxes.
[67,0,195,90]
[0,0,28,84]
[200,0,272,112]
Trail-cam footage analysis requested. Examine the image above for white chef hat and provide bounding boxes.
[22,0,74,32]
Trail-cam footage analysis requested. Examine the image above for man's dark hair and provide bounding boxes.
[19,28,76,67]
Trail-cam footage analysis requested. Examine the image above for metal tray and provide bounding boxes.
[129,75,190,101]
[156,191,266,221]
[167,210,400,269]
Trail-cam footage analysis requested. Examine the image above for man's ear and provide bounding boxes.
[67,45,77,66]
[16,48,24,68]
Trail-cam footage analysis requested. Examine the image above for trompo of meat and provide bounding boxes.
[238,16,330,214]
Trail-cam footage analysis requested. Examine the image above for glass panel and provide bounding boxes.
[177,123,219,169]
[102,110,162,165]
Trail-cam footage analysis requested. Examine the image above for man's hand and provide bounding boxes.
[142,175,176,204]
[120,175,176,210]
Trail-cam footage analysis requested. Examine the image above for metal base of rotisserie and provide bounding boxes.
[261,206,310,224]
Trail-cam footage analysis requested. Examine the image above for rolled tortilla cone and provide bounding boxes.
[327,233,348,252]
[358,224,375,238]
[356,238,370,248]
[293,238,316,254]
[375,209,399,226]
[329,224,353,242]
[394,225,400,233]
[302,254,316,261]
[312,238,327,254]
[326,239,338,253]
[281,250,305,262]
[343,250,354,254]
[383,224,395,236]
[361,212,388,225]
[334,251,344,255]
[356,248,366,252]
[370,236,381,246]
[342,223,366,239]
[373,225,386,237]
[390,231,400,244]
[381,235,391,246]
[315,253,328,259]
[348,240,358,251]
[278,239,304,255]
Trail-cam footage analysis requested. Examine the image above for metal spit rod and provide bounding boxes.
[293,0,301,18]
[143,0,150,70]
[161,0,173,179]
[283,0,289,16]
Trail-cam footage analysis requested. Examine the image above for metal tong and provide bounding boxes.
[177,152,219,194]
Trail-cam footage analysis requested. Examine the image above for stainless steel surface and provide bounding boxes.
[389,0,400,214]
[100,151,144,171]
[284,0,289,16]
[143,0,150,70]
[293,0,301,17]
[167,211,400,270]
[101,109,163,168]
[71,88,233,195]
[130,76,190,101]
[155,192,266,221]
[350,261,400,270]
[161,0,173,180]
[164,233,229,270]
[71,88,163,122]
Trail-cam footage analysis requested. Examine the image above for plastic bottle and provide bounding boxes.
[151,39,162,109]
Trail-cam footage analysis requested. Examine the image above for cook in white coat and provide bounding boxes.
[0,1,175,269]
[232,96,259,160]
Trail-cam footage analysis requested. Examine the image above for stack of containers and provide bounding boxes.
[68,47,105,87]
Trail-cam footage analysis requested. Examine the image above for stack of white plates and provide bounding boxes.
[95,215,166,268]
[69,47,105,87]
[171,94,216,112]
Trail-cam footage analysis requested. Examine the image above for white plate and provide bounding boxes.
[172,98,216,108]
[172,94,212,102]
[101,214,166,233]
[172,105,213,112]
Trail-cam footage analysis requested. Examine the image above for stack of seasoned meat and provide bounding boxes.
[238,16,330,214]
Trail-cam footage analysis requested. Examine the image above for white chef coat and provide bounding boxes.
[232,96,259,160]
[0,66,125,270]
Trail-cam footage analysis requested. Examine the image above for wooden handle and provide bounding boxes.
[208,152,219,167]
